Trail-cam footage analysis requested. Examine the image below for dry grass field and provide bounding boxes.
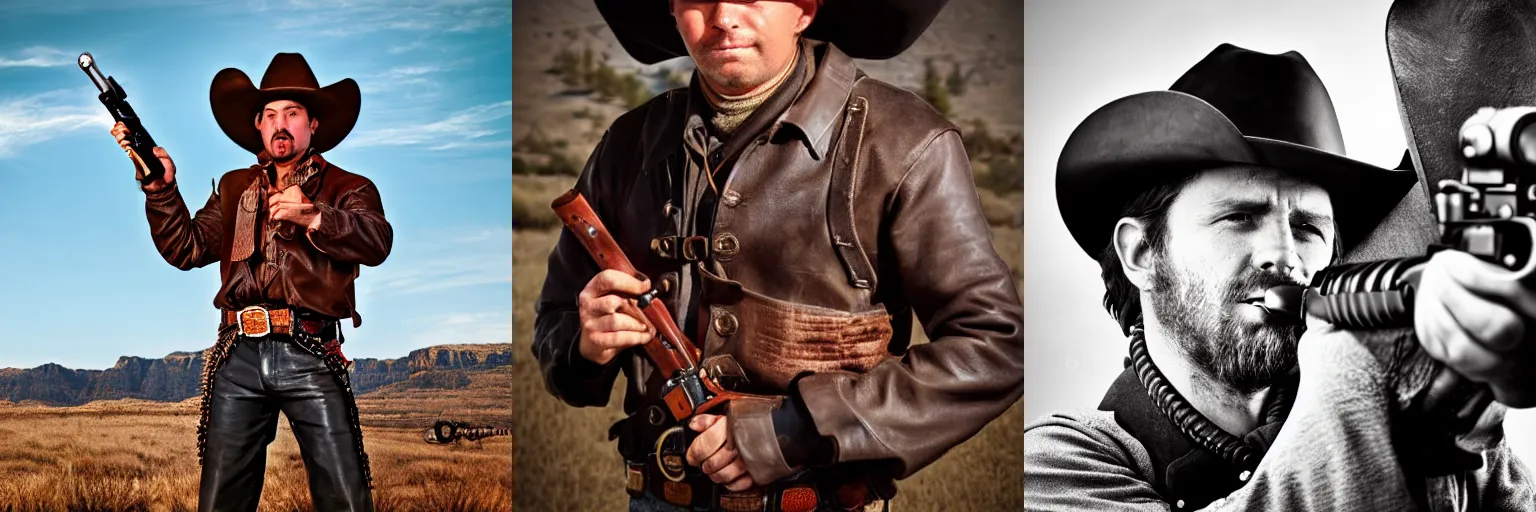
[512,176,1023,511]
[0,366,512,512]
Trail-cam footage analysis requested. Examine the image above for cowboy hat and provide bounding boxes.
[1056,43,1420,259]
[210,53,360,155]
[593,0,949,65]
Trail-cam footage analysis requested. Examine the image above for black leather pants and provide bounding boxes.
[198,335,372,512]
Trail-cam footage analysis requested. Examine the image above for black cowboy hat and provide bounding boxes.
[210,53,361,155]
[593,0,949,65]
[1056,43,1420,259]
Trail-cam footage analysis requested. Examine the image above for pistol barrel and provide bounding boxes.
[77,52,112,94]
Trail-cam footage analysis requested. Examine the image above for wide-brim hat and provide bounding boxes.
[1056,43,1419,258]
[210,53,360,155]
[593,0,949,65]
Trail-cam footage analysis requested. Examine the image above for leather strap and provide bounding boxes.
[651,235,713,262]
[826,77,876,291]
[230,179,265,263]
[221,306,336,338]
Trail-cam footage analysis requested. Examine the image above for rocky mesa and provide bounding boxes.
[0,343,512,406]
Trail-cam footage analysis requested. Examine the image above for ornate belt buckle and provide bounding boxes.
[238,306,272,337]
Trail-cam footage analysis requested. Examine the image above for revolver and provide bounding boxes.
[79,52,165,185]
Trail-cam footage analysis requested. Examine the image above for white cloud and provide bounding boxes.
[266,0,509,37]
[2,0,220,16]
[349,100,511,150]
[387,66,437,77]
[450,227,512,244]
[427,140,511,151]
[0,89,114,158]
[387,40,429,55]
[410,311,512,345]
[359,226,511,298]
[0,47,75,68]
[358,65,442,94]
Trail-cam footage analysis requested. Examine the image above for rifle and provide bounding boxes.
[551,189,776,481]
[1263,106,1536,472]
[423,420,512,444]
[78,52,165,186]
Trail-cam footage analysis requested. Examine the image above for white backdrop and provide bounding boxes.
[1023,0,1536,468]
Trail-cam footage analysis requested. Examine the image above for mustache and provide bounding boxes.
[700,32,756,51]
[1227,271,1305,301]
[271,129,293,143]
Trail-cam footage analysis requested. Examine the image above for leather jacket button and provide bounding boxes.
[657,273,676,299]
[713,233,739,260]
[713,309,738,337]
[721,190,741,208]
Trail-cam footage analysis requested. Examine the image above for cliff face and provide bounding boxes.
[405,344,513,372]
[0,344,512,406]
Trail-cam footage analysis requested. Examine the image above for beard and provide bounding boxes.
[1146,256,1305,395]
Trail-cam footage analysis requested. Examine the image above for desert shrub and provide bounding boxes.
[921,58,952,117]
[947,61,967,96]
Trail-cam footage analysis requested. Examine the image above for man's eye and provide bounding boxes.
[1298,223,1325,238]
[1222,213,1253,224]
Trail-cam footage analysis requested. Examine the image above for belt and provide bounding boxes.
[626,460,886,512]
[221,305,334,339]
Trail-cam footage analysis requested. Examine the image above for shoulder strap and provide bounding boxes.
[826,76,877,291]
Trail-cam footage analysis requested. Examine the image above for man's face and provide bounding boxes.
[1145,166,1336,394]
[256,99,318,163]
[671,0,815,95]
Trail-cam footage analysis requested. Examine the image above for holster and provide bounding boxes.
[610,264,900,510]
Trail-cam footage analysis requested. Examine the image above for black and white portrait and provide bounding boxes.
[1025,0,1536,509]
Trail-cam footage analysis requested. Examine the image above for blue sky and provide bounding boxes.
[0,0,511,370]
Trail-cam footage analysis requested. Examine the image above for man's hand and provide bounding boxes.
[1414,250,1536,408]
[686,414,755,492]
[268,185,322,231]
[576,270,654,365]
[110,121,175,192]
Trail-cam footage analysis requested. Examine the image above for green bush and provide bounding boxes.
[513,187,562,230]
[947,62,967,97]
[958,118,1023,196]
[921,58,952,117]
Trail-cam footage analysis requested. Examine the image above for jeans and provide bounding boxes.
[198,336,372,511]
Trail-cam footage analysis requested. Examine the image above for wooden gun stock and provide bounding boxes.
[551,189,774,420]
[550,190,700,378]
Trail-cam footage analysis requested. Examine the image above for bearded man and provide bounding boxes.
[111,53,391,511]
[534,0,1024,511]
[1025,44,1536,510]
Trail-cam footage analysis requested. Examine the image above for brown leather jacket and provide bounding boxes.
[144,151,392,327]
[534,42,1022,487]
